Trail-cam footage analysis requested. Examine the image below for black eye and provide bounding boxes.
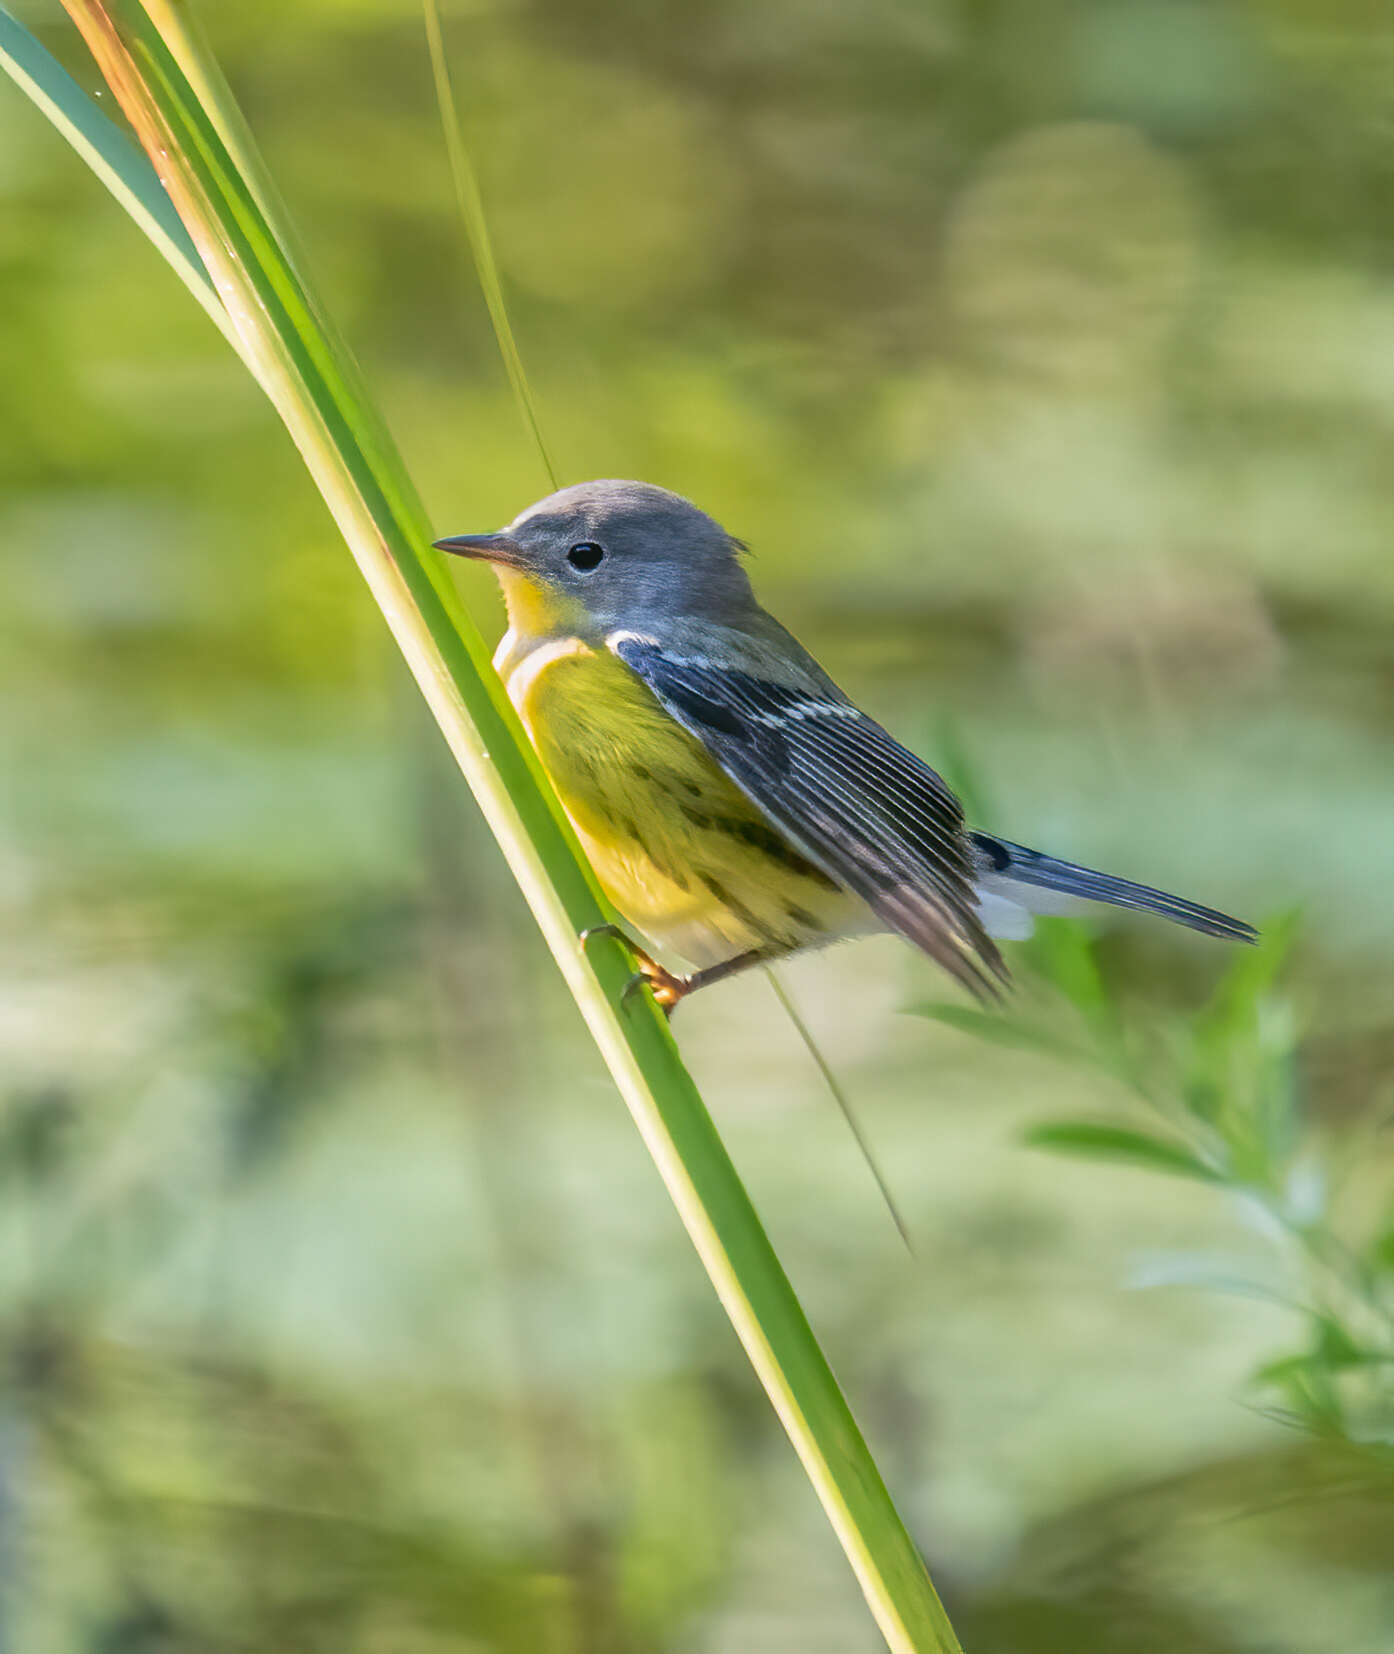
[567,541,605,572]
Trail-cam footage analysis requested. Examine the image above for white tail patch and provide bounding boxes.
[973,888,1037,942]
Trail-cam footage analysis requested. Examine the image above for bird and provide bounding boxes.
[434,480,1256,1010]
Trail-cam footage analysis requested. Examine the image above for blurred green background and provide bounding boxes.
[4,0,1394,1648]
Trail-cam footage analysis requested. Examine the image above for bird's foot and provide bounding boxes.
[580,924,689,1016]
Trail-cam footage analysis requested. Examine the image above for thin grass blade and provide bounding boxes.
[421,0,558,489]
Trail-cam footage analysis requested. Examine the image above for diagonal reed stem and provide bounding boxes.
[5,6,964,1648]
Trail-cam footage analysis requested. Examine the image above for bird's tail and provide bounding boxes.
[970,833,1257,944]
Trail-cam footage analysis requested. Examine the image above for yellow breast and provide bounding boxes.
[499,636,858,968]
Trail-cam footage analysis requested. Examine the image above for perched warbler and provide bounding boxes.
[435,480,1255,1008]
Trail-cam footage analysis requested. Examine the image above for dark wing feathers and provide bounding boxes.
[612,637,1006,997]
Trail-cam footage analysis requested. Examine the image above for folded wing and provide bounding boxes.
[610,634,1006,998]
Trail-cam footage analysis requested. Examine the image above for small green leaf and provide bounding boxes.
[1312,1316,1383,1371]
[1023,1120,1223,1182]
[1182,1074,1224,1125]
[1125,1251,1291,1303]
[1251,1351,1313,1386]
[1248,1348,1345,1433]
[1021,918,1113,1023]
[1192,909,1301,1057]
[909,1003,1081,1060]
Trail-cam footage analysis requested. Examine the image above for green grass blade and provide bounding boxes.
[421,0,558,490]
[8,7,965,1649]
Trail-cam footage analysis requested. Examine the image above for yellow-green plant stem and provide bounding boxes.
[6,7,963,1648]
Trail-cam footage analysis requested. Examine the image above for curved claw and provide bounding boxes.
[580,922,628,950]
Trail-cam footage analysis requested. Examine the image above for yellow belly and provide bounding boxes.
[502,637,858,968]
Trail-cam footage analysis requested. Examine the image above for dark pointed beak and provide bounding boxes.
[432,531,527,569]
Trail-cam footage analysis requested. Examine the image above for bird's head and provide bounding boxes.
[434,479,754,639]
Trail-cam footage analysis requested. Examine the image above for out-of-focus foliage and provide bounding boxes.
[4,0,1394,1649]
[922,908,1394,1444]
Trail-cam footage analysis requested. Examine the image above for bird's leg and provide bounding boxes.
[580,924,684,1011]
[580,925,774,1016]
[678,947,779,998]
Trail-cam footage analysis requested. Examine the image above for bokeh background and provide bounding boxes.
[4,0,1394,1648]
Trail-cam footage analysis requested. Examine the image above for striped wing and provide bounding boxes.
[610,635,1006,997]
